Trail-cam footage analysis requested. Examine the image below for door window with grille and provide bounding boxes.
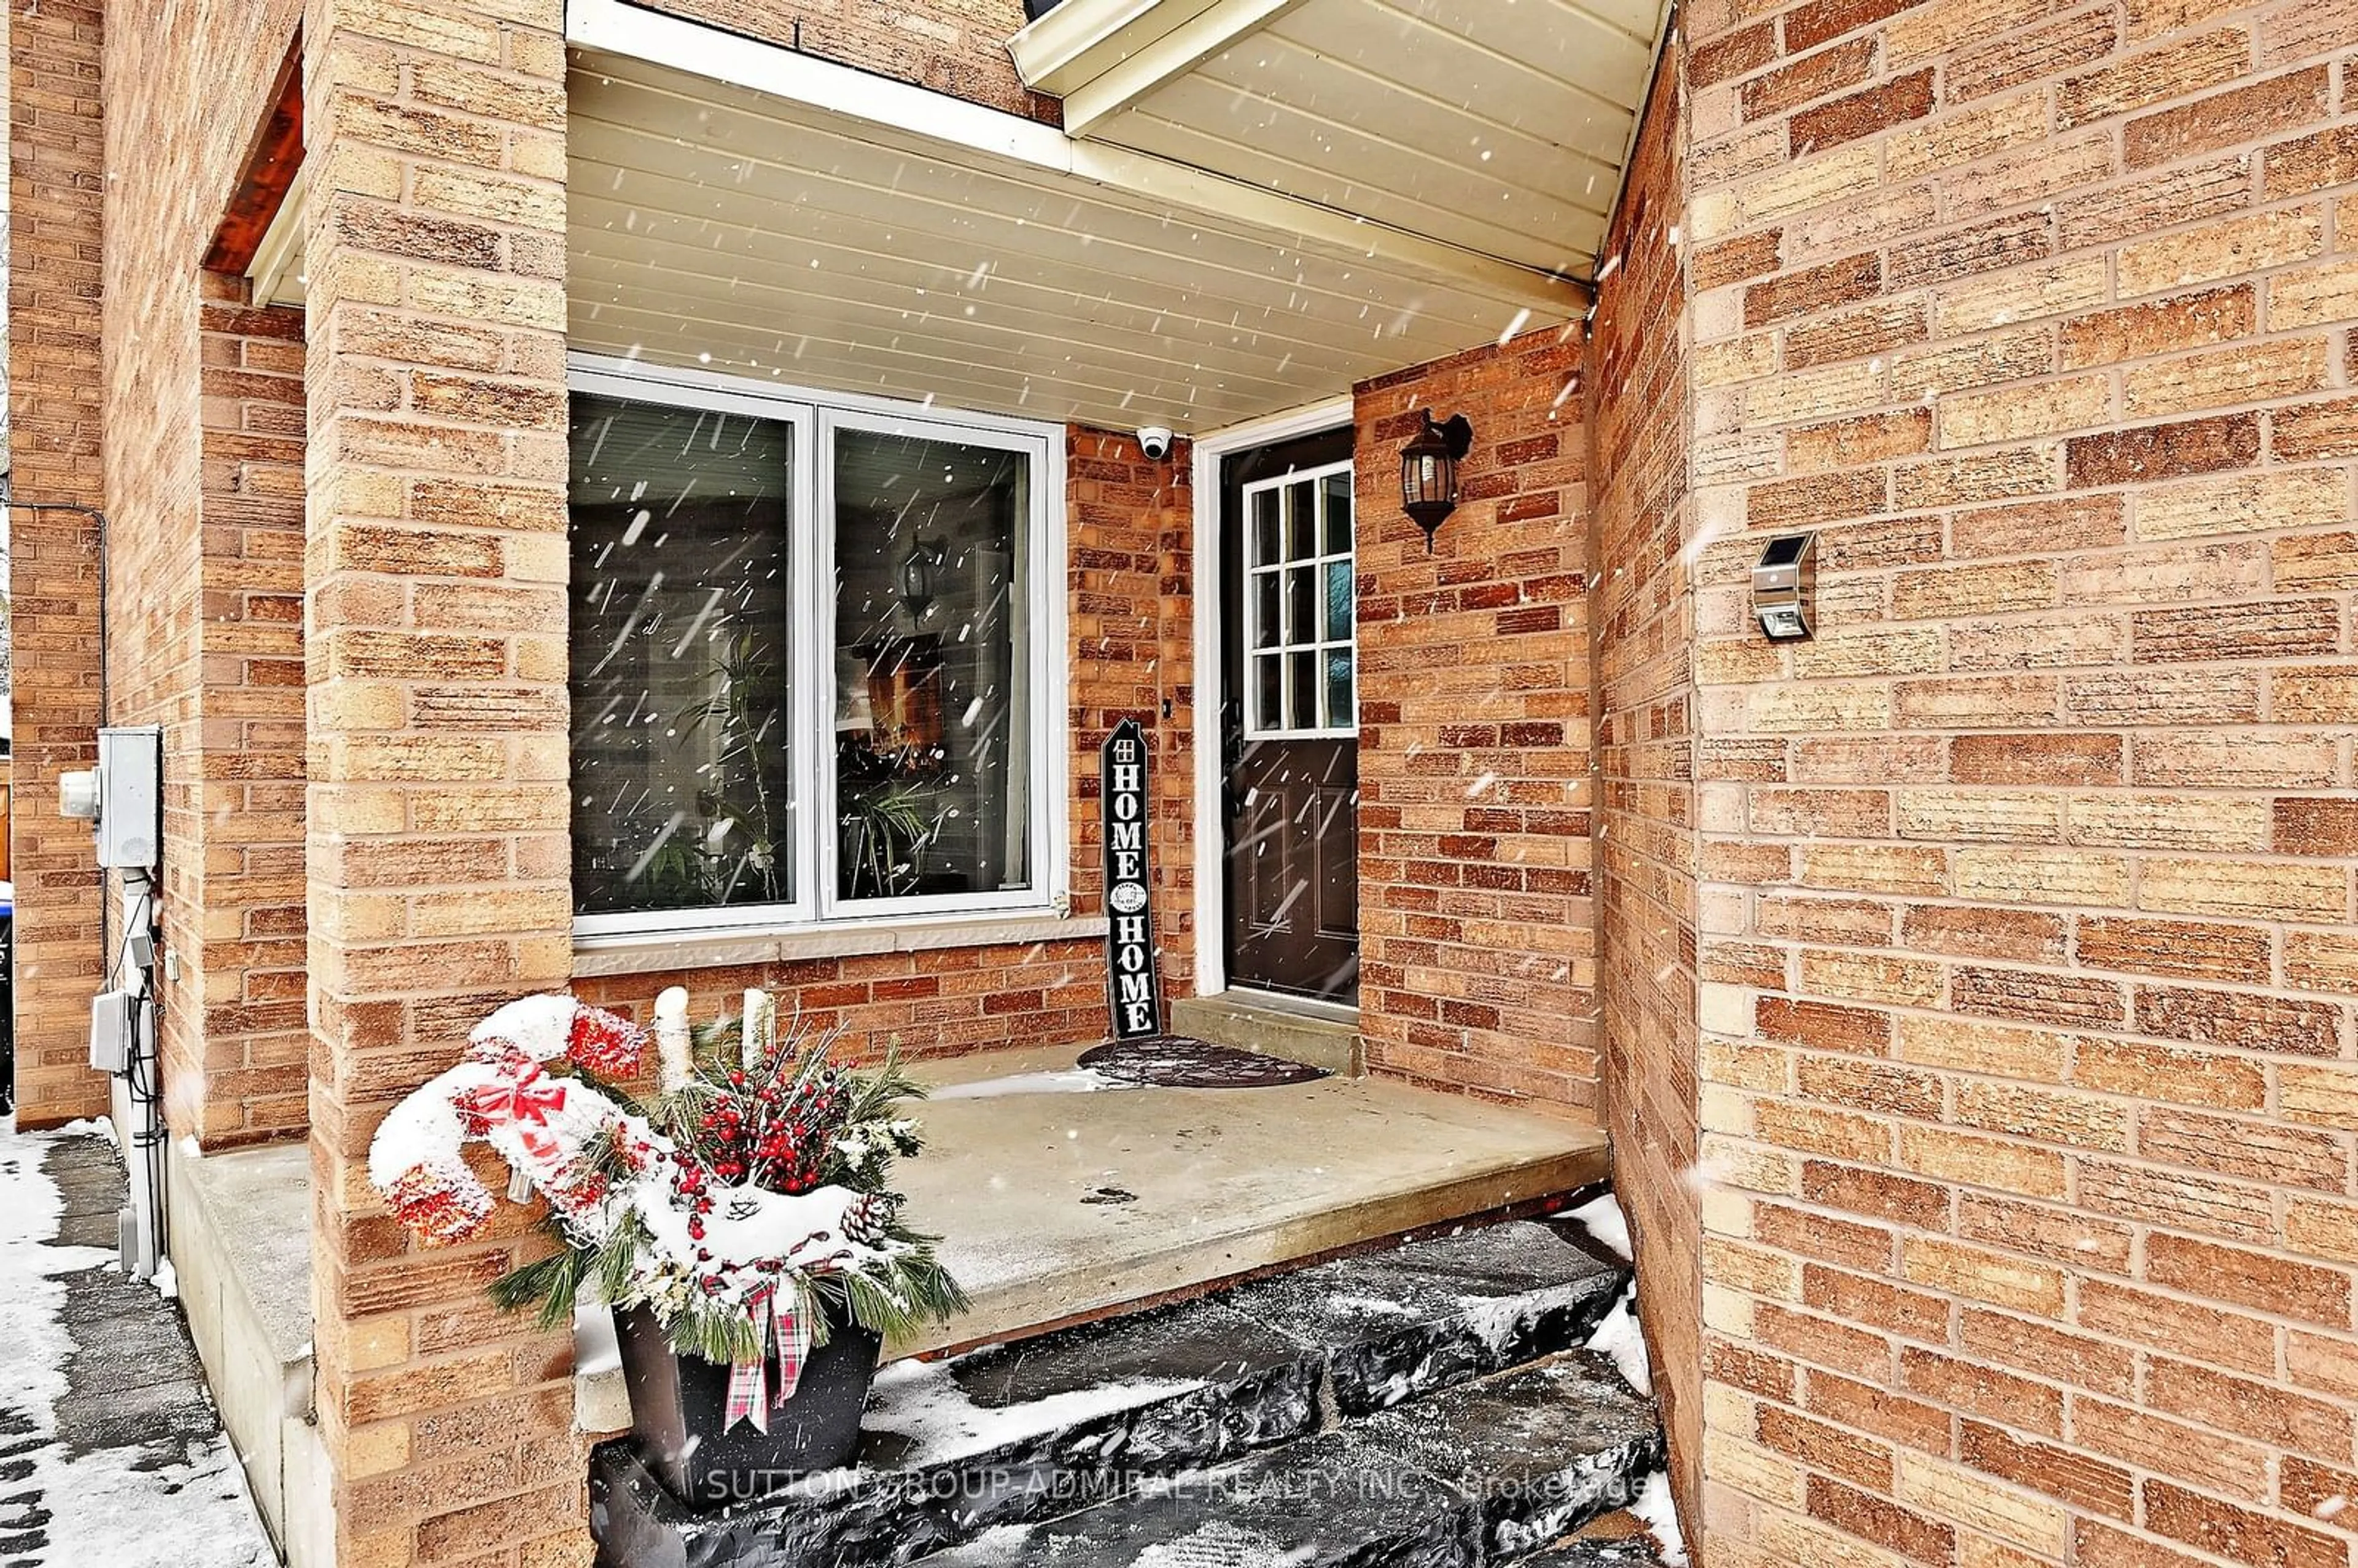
[1242,461,1355,739]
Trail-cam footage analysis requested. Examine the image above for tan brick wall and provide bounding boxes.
[187,284,311,1144]
[1355,334,1603,1112]
[1675,0,2358,1561]
[303,1,585,1562]
[631,0,1057,120]
[99,0,309,1149]
[1590,48,1708,1535]
[7,0,108,1126]
[576,426,1199,1052]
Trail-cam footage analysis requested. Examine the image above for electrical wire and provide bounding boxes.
[109,871,168,1270]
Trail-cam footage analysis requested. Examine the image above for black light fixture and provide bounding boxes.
[898,537,946,619]
[1399,411,1473,553]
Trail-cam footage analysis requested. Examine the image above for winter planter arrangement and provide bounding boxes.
[367,988,965,1505]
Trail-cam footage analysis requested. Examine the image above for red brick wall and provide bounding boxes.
[576,427,1199,1054]
[1355,333,1601,1112]
[1070,427,1200,1002]
[632,0,1056,120]
[7,0,107,1126]
[1590,48,1706,1535]
[1677,0,2358,1561]
[98,0,309,1148]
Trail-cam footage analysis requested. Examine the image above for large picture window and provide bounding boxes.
[567,365,1063,934]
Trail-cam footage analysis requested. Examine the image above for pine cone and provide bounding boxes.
[842,1192,897,1247]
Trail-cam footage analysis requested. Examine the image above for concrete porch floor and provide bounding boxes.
[173,1043,1607,1479]
[899,1044,1610,1356]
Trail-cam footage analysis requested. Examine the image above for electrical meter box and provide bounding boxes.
[95,726,163,870]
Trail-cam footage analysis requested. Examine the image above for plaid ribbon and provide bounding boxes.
[722,1289,814,1434]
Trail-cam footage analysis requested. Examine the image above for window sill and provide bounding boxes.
[571,909,1107,978]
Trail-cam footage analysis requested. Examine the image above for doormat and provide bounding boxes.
[1076,1036,1330,1089]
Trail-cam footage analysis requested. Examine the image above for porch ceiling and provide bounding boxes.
[1009,0,1667,279]
[562,39,1578,432]
[255,2,1589,433]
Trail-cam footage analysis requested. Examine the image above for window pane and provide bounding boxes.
[1286,481,1315,558]
[1325,560,1353,642]
[1252,489,1280,566]
[1255,654,1282,732]
[569,393,795,917]
[1285,566,1314,645]
[1288,651,1317,730]
[833,427,1032,902]
[1322,471,1353,554]
[1253,572,1281,650]
[1325,649,1355,729]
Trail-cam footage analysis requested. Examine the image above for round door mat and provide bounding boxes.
[1076,1036,1331,1089]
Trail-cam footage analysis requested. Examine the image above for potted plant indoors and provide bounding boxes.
[366,990,965,1507]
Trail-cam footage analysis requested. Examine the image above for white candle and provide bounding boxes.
[741,987,772,1071]
[654,986,692,1093]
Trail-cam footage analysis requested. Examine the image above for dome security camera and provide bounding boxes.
[1136,426,1174,462]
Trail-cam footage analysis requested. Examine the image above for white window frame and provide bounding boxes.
[1239,457,1358,742]
[567,352,1070,941]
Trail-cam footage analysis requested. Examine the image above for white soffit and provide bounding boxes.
[246,163,309,309]
[562,0,1580,433]
[1011,0,1665,278]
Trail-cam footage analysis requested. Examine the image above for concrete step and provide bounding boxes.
[911,1350,1661,1568]
[166,1139,333,1568]
[589,1215,1635,1567]
[1167,991,1361,1077]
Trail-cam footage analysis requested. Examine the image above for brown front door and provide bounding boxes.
[1220,428,1358,1004]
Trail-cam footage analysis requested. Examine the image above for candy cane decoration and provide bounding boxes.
[368,994,896,1426]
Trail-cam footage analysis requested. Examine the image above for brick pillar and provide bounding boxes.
[6,0,110,1126]
[302,3,579,1562]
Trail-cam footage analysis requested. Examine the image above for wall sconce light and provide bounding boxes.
[1399,411,1473,553]
[898,537,946,619]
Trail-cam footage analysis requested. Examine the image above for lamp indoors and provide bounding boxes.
[898,537,947,619]
[1399,412,1473,553]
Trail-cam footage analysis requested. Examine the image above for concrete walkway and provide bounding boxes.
[0,1123,273,1568]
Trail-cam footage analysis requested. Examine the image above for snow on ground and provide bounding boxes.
[1563,1191,1633,1263]
[1629,1470,1691,1566]
[863,1354,1199,1467]
[1568,1192,1686,1565]
[1583,1290,1651,1397]
[0,1118,273,1568]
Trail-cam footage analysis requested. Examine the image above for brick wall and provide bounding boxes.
[1070,427,1199,1001]
[1676,0,2358,1562]
[186,284,311,1144]
[303,2,585,1563]
[6,0,107,1126]
[1590,49,1707,1534]
[99,0,309,1150]
[1354,333,1602,1112]
[575,426,1198,1055]
[634,0,1056,120]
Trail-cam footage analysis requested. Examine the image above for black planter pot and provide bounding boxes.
[612,1303,883,1508]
